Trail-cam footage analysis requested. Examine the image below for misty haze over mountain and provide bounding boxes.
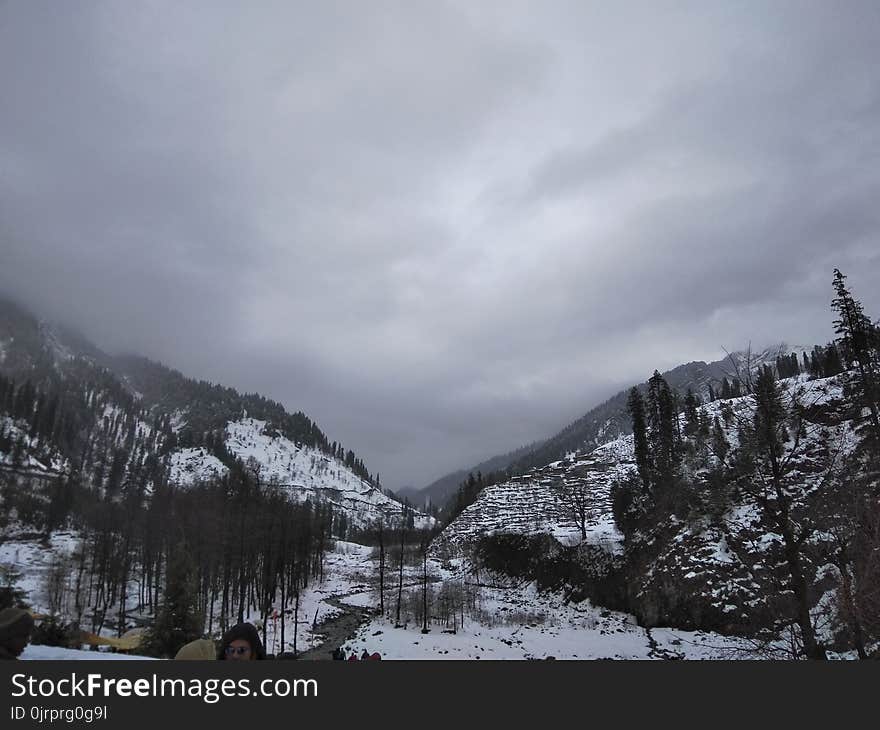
[2,2,879,490]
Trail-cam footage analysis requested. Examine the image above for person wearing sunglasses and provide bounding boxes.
[218,622,266,661]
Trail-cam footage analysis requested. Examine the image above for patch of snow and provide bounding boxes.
[168,447,228,487]
[22,645,155,660]
[224,418,434,530]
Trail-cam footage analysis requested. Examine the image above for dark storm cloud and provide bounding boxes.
[2,1,879,489]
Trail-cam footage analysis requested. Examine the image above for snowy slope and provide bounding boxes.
[435,371,861,636]
[435,435,633,552]
[419,343,817,510]
[0,415,67,475]
[167,447,227,486]
[438,372,850,550]
[167,418,435,530]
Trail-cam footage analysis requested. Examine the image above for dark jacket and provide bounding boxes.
[217,622,266,660]
[0,608,34,660]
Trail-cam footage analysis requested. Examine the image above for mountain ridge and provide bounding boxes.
[416,344,818,512]
[0,293,432,530]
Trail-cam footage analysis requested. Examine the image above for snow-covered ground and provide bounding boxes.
[238,540,377,656]
[323,554,763,660]
[0,532,375,656]
[5,534,855,660]
[0,529,81,614]
[215,542,783,660]
[21,645,154,660]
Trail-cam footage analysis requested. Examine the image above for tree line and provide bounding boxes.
[2,447,338,657]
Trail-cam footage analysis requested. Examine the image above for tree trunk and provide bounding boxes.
[421,548,428,633]
[293,586,299,658]
[781,529,825,660]
[396,527,405,626]
[378,525,385,615]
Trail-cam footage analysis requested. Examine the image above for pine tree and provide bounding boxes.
[753,367,786,456]
[646,371,679,494]
[627,387,651,493]
[683,388,700,437]
[823,344,844,377]
[831,269,880,445]
[0,564,29,610]
[721,378,732,400]
[711,416,729,464]
[810,350,822,378]
[143,546,203,658]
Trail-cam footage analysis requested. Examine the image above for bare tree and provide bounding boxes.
[376,520,385,615]
[43,557,70,617]
[719,342,760,396]
[396,516,406,627]
[552,466,603,542]
[421,536,430,634]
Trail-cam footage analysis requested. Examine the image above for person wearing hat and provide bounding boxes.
[0,608,34,660]
[174,638,216,660]
[217,622,265,661]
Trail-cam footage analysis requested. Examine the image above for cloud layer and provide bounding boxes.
[2,1,879,489]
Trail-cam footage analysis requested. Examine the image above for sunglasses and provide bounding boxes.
[225,646,251,656]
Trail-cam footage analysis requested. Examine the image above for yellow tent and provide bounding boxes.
[78,627,145,652]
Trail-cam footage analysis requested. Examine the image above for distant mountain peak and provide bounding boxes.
[419,341,827,513]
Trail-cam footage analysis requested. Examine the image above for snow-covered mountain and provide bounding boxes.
[418,343,820,511]
[435,369,866,639]
[0,295,434,531]
[435,436,632,552]
[168,418,433,529]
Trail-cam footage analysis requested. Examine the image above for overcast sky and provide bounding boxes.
[2,1,879,490]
